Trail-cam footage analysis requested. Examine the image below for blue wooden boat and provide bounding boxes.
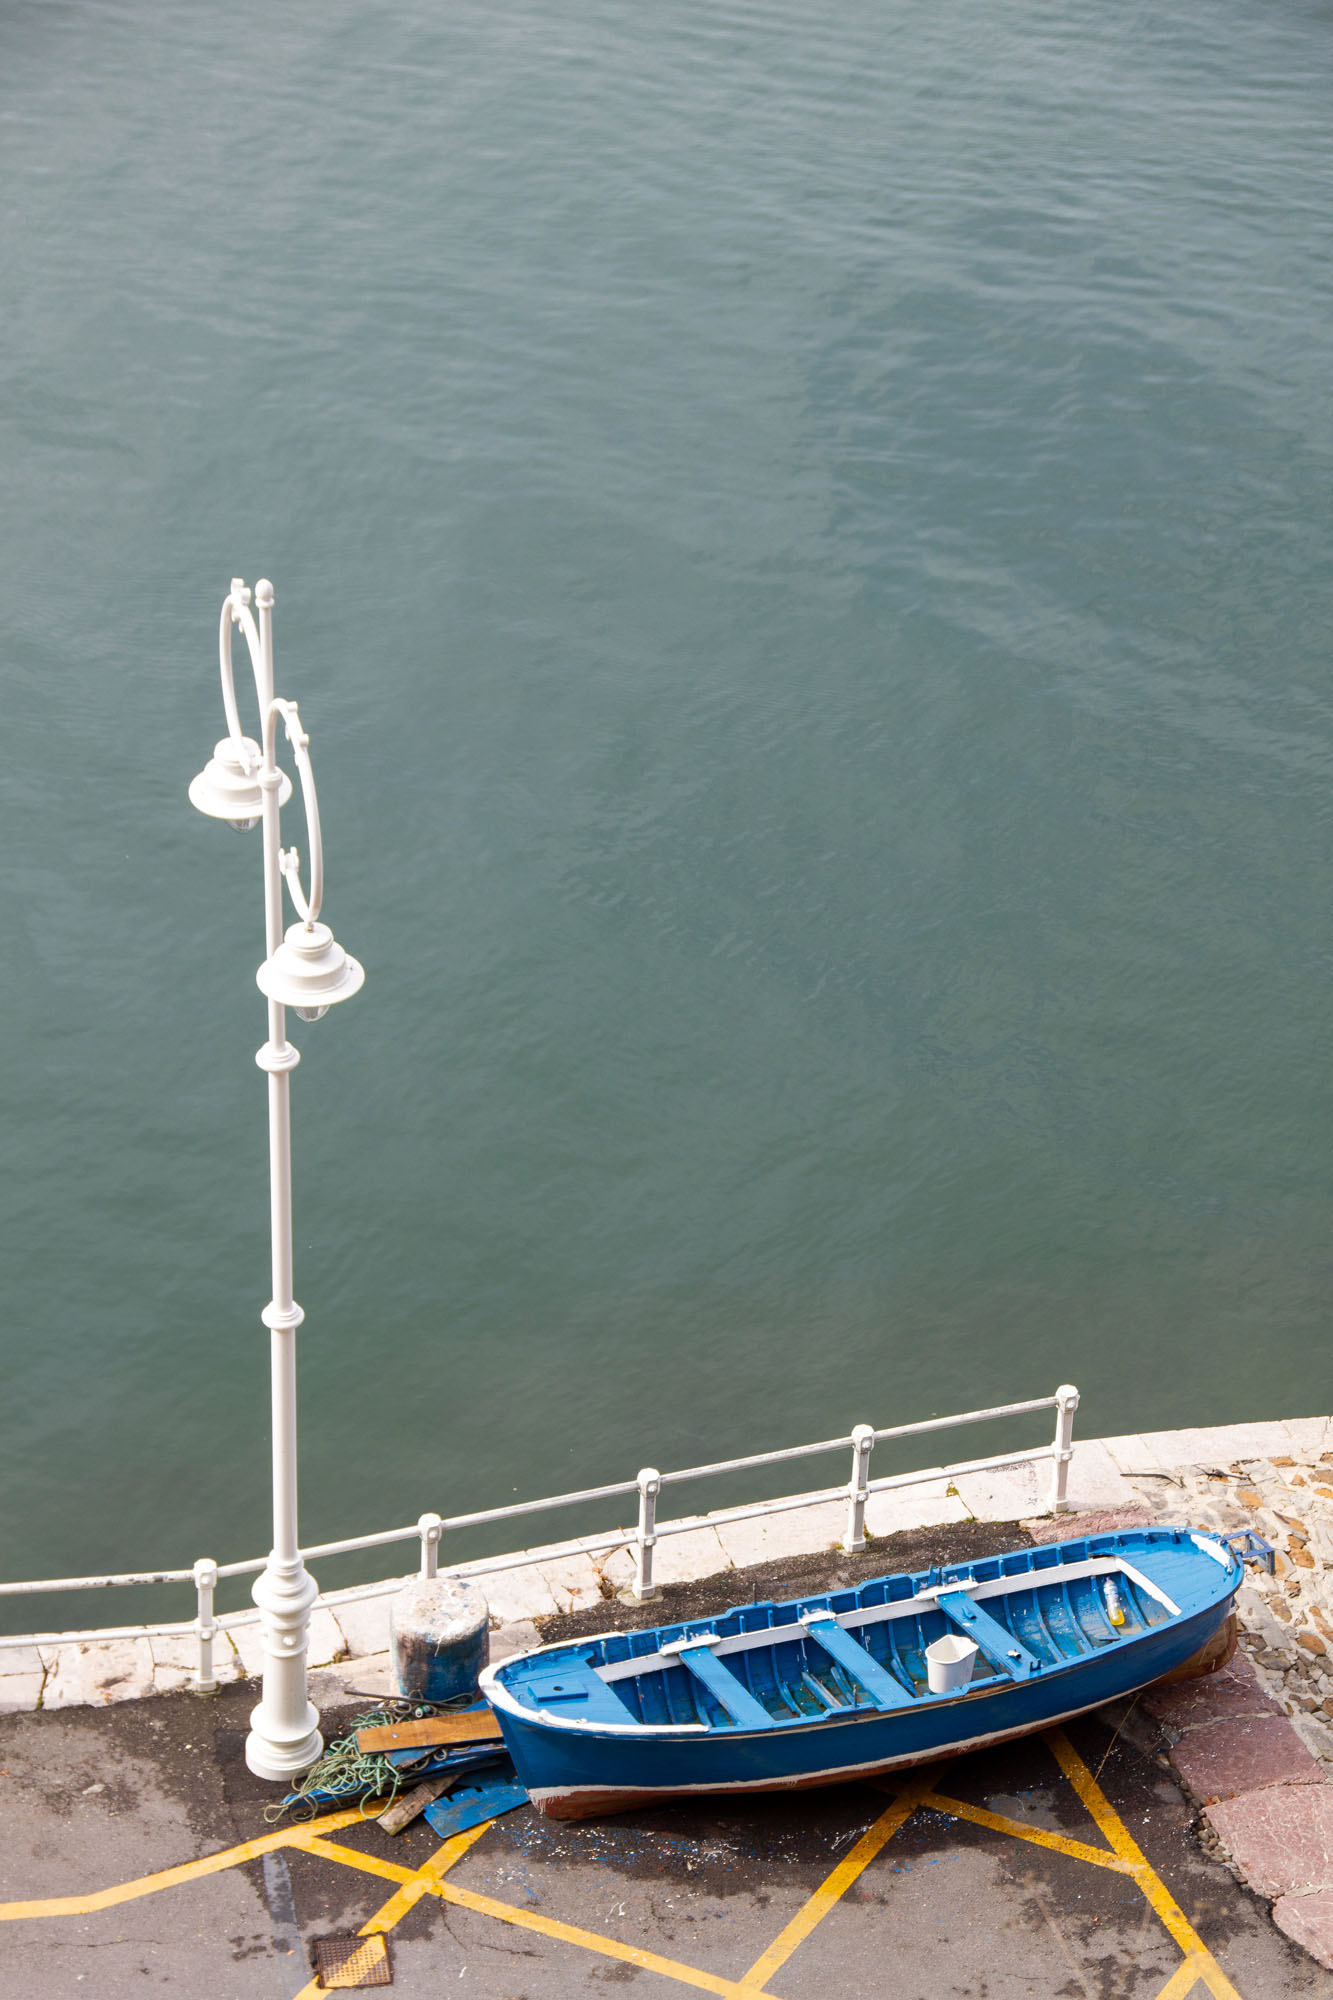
[479,1526,1271,1819]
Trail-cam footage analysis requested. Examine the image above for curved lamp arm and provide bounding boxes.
[217,590,256,754]
[217,579,276,755]
[264,697,324,928]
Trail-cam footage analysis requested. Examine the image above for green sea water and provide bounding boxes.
[3,0,1333,1626]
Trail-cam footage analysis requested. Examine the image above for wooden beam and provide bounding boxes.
[356,1711,504,1754]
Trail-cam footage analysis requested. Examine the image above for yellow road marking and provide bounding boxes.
[1150,1957,1214,2000]
[0,1727,1255,2000]
[286,1821,493,2000]
[1047,1730,1246,2000]
[283,1821,757,2000]
[430,1875,782,1998]
[922,1790,1133,1873]
[295,1834,417,1888]
[0,1802,385,1920]
[739,1769,934,1991]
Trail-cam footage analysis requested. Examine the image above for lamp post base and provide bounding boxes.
[244,1553,323,1782]
[244,1706,323,1783]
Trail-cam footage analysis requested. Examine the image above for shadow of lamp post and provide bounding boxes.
[189,578,364,1782]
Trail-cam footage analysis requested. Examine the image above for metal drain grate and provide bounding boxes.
[310,1932,392,1989]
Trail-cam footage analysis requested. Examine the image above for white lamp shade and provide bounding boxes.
[189,737,293,825]
[256,920,365,1012]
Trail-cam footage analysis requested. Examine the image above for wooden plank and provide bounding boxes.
[356,1710,504,1753]
[379,1775,451,1835]
[676,1644,775,1729]
[935,1590,1042,1680]
[423,1776,529,1837]
[802,1615,916,1710]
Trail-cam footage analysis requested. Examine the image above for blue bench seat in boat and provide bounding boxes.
[801,1613,916,1710]
[1124,1541,1224,1618]
[936,1590,1042,1679]
[673,1641,775,1729]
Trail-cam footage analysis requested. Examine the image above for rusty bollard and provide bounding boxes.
[390,1576,489,1704]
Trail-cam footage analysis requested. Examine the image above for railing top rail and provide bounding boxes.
[0,1566,198,1598]
[0,1388,1070,1602]
[302,1472,647,1561]
[871,1395,1058,1445]
[0,1439,1066,1653]
[659,1435,852,1485]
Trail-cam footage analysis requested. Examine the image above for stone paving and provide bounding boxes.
[1078,1423,1333,1970]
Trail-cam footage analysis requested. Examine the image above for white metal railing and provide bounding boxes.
[0,1384,1079,1694]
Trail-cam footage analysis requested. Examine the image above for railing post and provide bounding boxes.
[843,1425,875,1552]
[1049,1384,1080,1514]
[634,1469,661,1601]
[418,1512,443,1580]
[193,1557,219,1694]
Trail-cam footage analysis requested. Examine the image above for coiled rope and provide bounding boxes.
[264,1691,482,1823]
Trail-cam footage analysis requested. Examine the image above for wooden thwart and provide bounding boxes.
[803,1614,915,1710]
[357,1711,504,1754]
[936,1590,1042,1680]
[676,1644,775,1730]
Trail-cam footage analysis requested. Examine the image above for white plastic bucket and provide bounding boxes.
[925,1632,979,1693]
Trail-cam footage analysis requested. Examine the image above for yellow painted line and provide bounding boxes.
[1150,1957,1213,2000]
[1046,1730,1247,2000]
[0,1802,385,1921]
[922,1789,1133,1872]
[0,1729,1255,2000]
[410,1820,496,1889]
[739,1769,934,1991]
[352,1818,494,1933]
[286,1821,494,2000]
[431,1875,780,1998]
[294,1834,417,1888]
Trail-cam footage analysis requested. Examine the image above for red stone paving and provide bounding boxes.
[1171,1714,1323,1804]
[1272,1888,1333,1972]
[1025,1505,1152,1544]
[1207,1787,1333,1899]
[1143,1653,1286,1729]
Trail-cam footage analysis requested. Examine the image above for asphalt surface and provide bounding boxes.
[0,1674,1325,1998]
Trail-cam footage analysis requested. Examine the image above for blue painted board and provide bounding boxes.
[802,1616,915,1710]
[676,1644,775,1729]
[386,1744,510,1779]
[423,1775,529,1837]
[936,1590,1042,1679]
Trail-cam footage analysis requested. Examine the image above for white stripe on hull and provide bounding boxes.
[526,1690,1119,1820]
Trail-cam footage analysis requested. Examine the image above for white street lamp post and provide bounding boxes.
[190,578,364,1782]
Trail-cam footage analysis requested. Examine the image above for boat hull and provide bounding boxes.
[484,1527,1250,1820]
[528,1689,1131,1819]
[504,1597,1228,1819]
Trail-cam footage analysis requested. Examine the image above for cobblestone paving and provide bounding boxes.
[1117,1450,1333,1773]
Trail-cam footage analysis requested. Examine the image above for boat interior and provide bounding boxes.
[495,1530,1227,1733]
